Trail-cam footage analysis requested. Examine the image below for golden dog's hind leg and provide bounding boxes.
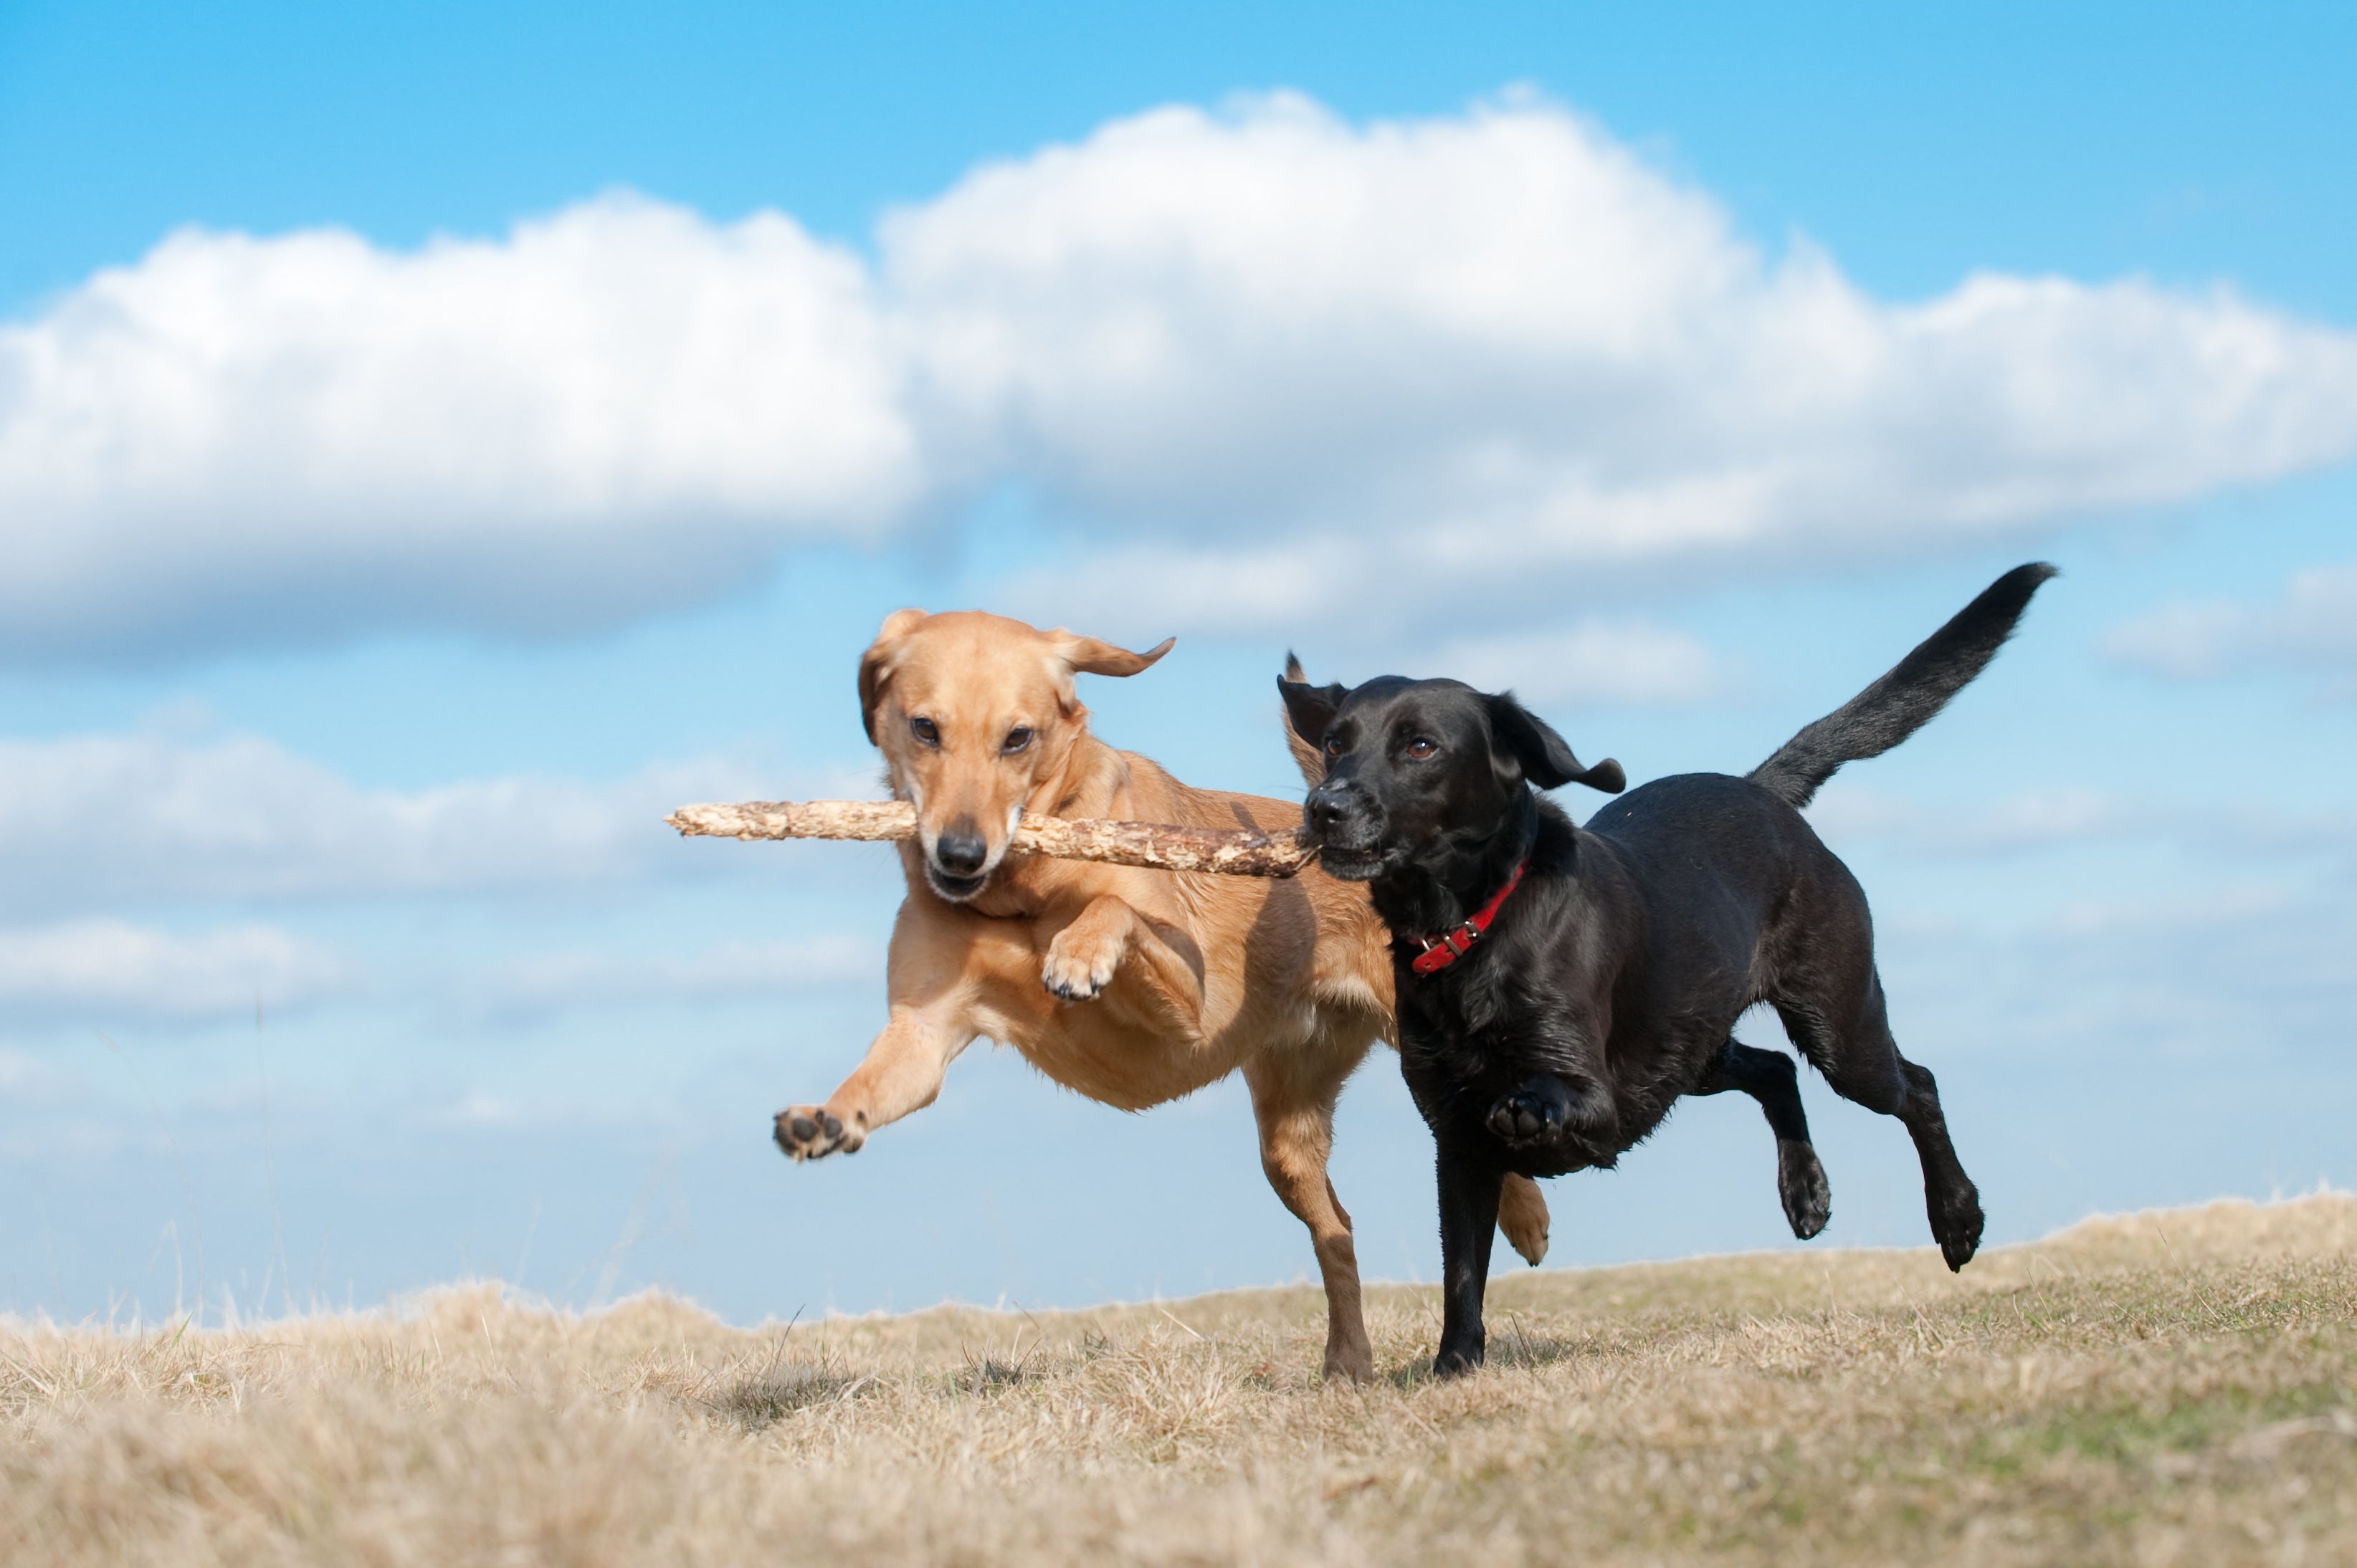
[1244,1053,1375,1383]
[1497,1174,1551,1265]
[775,1002,977,1161]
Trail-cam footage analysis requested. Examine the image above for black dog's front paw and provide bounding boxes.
[1486,1085,1566,1147]
[1485,1076,1616,1155]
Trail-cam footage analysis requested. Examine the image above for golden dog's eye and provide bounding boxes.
[910,716,941,747]
[1406,737,1438,760]
[1002,726,1034,755]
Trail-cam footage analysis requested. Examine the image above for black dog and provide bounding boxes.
[1280,564,2055,1377]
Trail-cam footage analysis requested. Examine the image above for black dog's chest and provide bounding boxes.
[1396,970,1561,1104]
[1392,946,1713,1177]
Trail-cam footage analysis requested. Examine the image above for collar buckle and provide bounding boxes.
[1407,857,1530,977]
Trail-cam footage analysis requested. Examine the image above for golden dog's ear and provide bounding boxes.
[858,608,929,745]
[1045,631,1174,717]
[1051,632,1176,678]
[1277,658,1343,786]
[1278,654,1325,785]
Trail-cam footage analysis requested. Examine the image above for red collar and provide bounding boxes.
[1408,858,1528,976]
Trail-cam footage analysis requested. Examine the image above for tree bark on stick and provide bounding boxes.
[667,799,1319,878]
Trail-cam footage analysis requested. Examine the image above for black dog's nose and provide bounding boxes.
[1305,787,1351,839]
[934,826,989,876]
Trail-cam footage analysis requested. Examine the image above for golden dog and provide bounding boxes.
[773,609,1549,1381]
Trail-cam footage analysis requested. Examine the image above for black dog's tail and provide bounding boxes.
[1748,563,2058,810]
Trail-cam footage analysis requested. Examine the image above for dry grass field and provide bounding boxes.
[3,1195,2353,1567]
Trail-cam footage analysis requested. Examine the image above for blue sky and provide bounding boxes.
[1,1,2352,1326]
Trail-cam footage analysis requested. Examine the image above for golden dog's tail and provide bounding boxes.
[1280,653,1327,788]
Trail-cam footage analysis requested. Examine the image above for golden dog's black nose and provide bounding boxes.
[935,823,989,876]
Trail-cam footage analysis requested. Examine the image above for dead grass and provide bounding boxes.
[4,1194,2353,1566]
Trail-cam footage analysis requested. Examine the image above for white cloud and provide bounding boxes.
[0,1047,63,1099]
[473,932,879,1020]
[2100,560,2357,685]
[1809,783,2153,856]
[0,722,861,916]
[0,196,916,658]
[1876,874,2356,1065]
[923,96,2357,634]
[0,919,349,1018]
[7,93,2357,657]
[1809,780,2357,864]
[1426,618,1732,708]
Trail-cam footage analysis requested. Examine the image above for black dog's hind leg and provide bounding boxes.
[1780,990,1984,1271]
[1695,1038,1831,1239]
[1432,1145,1503,1378]
[1891,1055,1983,1271]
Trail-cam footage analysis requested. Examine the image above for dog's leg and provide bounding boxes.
[1496,1174,1550,1265]
[1694,1038,1832,1240]
[776,908,989,1160]
[1245,1053,1374,1383]
[1891,1056,1984,1272]
[1041,895,1206,1034]
[1781,990,1984,1271]
[1432,1144,1502,1378]
[773,1000,977,1160]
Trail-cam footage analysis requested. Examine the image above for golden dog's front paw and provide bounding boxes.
[773,1105,863,1160]
[1042,929,1123,1002]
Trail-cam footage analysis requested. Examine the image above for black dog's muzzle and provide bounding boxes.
[1303,778,1393,880]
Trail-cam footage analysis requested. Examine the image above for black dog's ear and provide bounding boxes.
[1487,694,1626,794]
[1278,669,1347,750]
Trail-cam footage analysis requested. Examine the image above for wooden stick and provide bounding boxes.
[667,799,1318,878]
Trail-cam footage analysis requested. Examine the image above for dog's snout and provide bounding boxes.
[933,821,989,876]
[1305,788,1351,839]
[1305,777,1371,836]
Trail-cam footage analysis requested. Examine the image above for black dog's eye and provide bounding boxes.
[1405,737,1439,760]
[1324,735,1344,757]
[1002,726,1034,755]
[910,716,941,747]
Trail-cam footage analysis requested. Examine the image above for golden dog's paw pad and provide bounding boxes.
[773,1106,861,1160]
